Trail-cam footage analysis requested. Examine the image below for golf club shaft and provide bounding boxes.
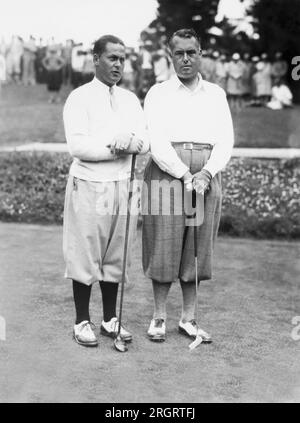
[193,190,199,326]
[194,224,198,325]
[117,154,137,337]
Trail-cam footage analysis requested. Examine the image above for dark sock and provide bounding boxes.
[99,281,118,322]
[72,280,92,324]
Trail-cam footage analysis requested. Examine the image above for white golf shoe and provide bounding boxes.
[73,320,98,347]
[179,319,212,343]
[100,317,132,342]
[147,318,166,342]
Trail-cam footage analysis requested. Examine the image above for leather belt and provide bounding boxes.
[171,142,213,151]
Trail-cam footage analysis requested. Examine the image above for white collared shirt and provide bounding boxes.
[63,77,148,182]
[144,74,234,178]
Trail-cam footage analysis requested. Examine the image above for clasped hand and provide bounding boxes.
[183,169,212,194]
[107,133,143,155]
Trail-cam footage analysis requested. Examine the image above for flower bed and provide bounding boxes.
[0,152,299,239]
[221,157,300,238]
[0,152,70,224]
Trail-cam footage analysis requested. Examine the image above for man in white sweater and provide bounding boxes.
[63,35,148,347]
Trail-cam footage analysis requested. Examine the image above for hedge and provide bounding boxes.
[0,152,299,239]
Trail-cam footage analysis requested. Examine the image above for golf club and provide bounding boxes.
[189,189,204,351]
[114,154,137,353]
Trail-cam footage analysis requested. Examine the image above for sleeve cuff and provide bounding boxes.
[202,164,216,179]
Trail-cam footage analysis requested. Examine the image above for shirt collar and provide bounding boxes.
[92,76,116,93]
[170,73,205,93]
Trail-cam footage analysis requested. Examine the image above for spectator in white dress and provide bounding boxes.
[267,77,293,110]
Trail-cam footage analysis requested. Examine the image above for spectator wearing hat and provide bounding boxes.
[137,42,155,101]
[6,35,23,84]
[22,36,37,86]
[35,38,47,84]
[214,52,228,91]
[271,52,288,86]
[249,56,260,106]
[153,49,170,83]
[42,47,65,103]
[82,49,95,84]
[198,50,208,79]
[227,53,244,112]
[62,39,74,85]
[199,49,216,83]
[253,53,272,105]
[120,48,136,91]
[71,43,85,88]
[240,52,252,106]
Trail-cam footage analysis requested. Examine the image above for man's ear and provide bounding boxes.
[93,54,100,65]
[167,47,173,60]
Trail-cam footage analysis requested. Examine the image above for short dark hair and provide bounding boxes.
[93,35,125,56]
[168,28,201,51]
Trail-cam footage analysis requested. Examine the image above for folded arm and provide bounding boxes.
[63,93,116,162]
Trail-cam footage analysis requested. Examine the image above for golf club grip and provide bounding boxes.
[129,154,137,185]
[117,154,137,334]
[192,189,197,209]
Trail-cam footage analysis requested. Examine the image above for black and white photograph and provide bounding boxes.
[0,0,299,406]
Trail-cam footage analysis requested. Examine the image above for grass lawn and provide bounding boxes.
[0,84,299,148]
[0,84,68,146]
[0,222,299,403]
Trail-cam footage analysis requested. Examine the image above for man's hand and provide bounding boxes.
[124,136,144,154]
[107,133,132,155]
[107,133,143,155]
[192,169,212,194]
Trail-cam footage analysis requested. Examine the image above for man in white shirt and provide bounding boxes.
[63,35,148,347]
[142,29,234,343]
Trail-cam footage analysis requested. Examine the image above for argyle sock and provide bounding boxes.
[99,281,119,322]
[72,280,92,324]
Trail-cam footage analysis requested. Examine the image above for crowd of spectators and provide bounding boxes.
[0,35,293,111]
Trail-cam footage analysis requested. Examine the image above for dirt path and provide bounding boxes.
[0,223,299,403]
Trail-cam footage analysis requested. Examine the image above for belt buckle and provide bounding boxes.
[183,142,193,150]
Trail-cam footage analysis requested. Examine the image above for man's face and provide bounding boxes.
[170,36,201,81]
[94,42,125,86]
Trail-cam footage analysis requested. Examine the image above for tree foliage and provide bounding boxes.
[153,0,220,44]
[250,0,300,57]
[250,0,300,100]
